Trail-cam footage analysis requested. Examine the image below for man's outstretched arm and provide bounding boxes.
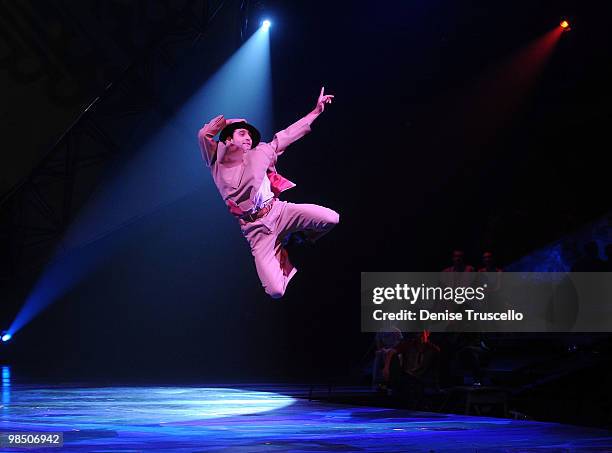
[270,87,334,156]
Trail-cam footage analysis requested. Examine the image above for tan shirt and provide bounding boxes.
[198,115,313,216]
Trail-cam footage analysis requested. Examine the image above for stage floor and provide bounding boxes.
[1,381,611,452]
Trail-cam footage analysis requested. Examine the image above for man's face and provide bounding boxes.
[227,128,252,151]
[483,252,493,265]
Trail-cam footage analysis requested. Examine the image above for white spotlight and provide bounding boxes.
[262,20,271,30]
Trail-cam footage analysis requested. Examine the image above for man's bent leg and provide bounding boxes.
[277,202,340,242]
[244,223,297,299]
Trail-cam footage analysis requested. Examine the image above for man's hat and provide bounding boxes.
[219,121,261,148]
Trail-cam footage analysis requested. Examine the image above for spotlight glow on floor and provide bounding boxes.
[4,387,295,428]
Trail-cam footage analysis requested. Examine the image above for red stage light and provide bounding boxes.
[560,20,570,30]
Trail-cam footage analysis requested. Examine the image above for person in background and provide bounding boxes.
[372,327,403,392]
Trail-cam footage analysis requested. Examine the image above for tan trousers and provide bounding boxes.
[240,199,339,298]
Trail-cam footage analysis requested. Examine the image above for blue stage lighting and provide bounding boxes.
[7,7,274,340]
[1,333,11,342]
[262,20,271,29]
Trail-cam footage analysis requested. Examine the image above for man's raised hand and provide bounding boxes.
[315,87,334,114]
[209,114,226,129]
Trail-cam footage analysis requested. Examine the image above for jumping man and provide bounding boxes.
[198,87,339,298]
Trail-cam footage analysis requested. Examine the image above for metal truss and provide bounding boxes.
[0,0,236,287]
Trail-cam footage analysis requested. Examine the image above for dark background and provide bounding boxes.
[0,0,610,399]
